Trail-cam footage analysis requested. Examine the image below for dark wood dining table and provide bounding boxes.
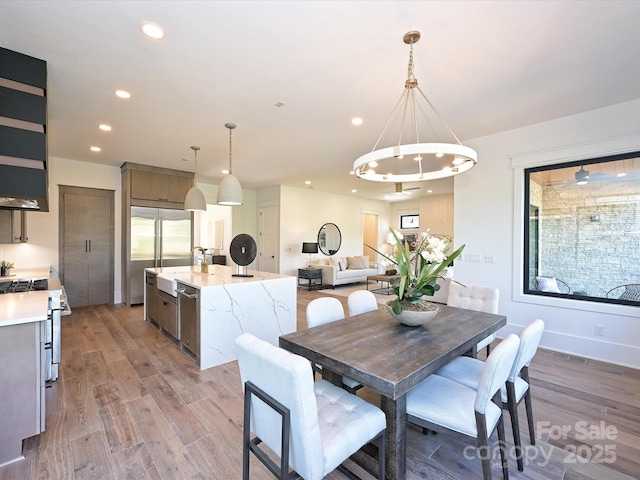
[279,304,506,480]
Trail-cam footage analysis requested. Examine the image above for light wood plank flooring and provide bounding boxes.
[1,288,638,480]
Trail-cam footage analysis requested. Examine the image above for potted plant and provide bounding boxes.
[368,230,465,325]
[1,260,14,277]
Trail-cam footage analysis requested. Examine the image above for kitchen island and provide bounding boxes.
[145,265,296,370]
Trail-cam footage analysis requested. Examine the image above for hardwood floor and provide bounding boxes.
[1,287,638,479]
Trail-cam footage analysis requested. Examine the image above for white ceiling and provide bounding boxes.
[2,1,640,202]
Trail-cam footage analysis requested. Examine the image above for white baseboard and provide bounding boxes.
[498,324,640,370]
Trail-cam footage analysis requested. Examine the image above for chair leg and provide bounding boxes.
[378,430,386,480]
[475,411,493,480]
[521,367,536,445]
[243,388,252,480]
[505,382,523,471]
[496,413,509,480]
[486,343,491,356]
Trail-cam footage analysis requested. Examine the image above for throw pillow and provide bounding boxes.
[362,256,370,268]
[347,256,364,269]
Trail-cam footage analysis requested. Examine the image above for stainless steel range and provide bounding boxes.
[0,277,70,382]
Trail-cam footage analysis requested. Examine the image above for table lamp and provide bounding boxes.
[302,242,318,266]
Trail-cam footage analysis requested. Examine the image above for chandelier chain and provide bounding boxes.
[228,127,233,174]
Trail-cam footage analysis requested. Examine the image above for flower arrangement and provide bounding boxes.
[1,260,14,277]
[369,229,464,314]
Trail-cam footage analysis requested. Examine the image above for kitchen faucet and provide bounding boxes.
[190,246,208,274]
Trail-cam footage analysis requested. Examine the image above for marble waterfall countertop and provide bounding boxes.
[146,265,297,370]
[147,264,293,290]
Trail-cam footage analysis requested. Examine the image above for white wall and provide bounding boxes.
[0,156,121,283]
[454,98,640,368]
[278,186,390,277]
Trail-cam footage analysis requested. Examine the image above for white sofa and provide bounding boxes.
[308,255,379,288]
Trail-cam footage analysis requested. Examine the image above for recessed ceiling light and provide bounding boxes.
[305,180,311,185]
[222,169,230,175]
[352,117,363,126]
[90,146,101,152]
[350,170,355,175]
[617,172,627,177]
[141,22,165,40]
[427,189,433,193]
[115,89,131,99]
[351,189,357,193]
[98,124,112,132]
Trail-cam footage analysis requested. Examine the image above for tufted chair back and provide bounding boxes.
[447,283,499,314]
[306,297,345,328]
[236,333,324,479]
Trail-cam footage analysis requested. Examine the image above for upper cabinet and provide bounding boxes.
[0,47,49,211]
[121,162,193,208]
[0,210,27,243]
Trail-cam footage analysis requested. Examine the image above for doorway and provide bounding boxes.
[362,213,378,262]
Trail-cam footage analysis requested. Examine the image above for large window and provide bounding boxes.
[524,151,640,305]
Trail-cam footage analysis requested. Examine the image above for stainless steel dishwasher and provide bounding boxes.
[177,283,200,358]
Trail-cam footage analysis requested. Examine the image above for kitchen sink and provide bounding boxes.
[156,274,177,297]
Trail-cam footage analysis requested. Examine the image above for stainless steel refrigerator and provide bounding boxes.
[129,206,192,304]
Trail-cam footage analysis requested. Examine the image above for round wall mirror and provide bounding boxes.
[317,223,341,256]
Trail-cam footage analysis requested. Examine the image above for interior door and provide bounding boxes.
[60,186,114,308]
[363,213,379,262]
[259,204,278,273]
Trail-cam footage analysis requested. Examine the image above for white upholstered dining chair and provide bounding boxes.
[347,290,378,316]
[306,297,362,393]
[447,282,499,356]
[235,333,386,480]
[436,319,545,471]
[406,334,520,480]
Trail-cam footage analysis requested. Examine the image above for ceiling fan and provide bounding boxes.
[392,183,420,196]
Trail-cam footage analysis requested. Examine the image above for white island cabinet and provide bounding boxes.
[145,265,297,369]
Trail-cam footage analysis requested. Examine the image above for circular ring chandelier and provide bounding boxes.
[353,31,477,183]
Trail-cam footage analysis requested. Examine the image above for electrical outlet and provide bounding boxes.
[484,254,495,264]
[594,324,605,337]
[464,253,481,263]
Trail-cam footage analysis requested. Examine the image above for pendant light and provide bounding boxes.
[184,145,206,211]
[217,122,243,205]
[353,31,477,183]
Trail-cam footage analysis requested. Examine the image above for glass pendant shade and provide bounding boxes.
[184,185,206,211]
[216,174,243,205]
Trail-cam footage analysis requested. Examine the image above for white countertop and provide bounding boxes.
[0,290,49,327]
[147,265,293,290]
[1,267,50,282]
[0,266,60,327]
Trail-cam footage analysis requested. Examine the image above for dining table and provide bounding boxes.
[279,303,506,480]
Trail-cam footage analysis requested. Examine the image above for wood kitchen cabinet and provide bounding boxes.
[145,272,158,323]
[157,290,178,339]
[59,186,114,308]
[0,210,27,243]
[122,162,193,209]
[0,321,46,465]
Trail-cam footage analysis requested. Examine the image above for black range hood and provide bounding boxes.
[0,47,49,211]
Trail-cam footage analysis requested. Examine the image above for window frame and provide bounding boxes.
[522,150,640,306]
